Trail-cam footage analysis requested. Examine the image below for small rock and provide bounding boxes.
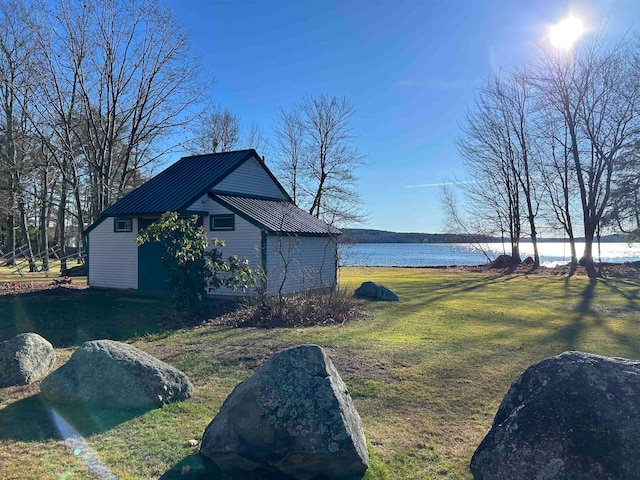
[0,333,56,387]
[200,344,369,479]
[522,256,535,265]
[40,339,192,409]
[187,439,199,447]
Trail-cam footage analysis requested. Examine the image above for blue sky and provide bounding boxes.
[166,0,638,233]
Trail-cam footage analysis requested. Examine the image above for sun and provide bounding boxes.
[549,16,585,50]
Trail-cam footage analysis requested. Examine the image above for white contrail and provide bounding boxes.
[402,180,476,188]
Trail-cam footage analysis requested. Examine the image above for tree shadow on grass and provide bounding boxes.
[0,393,149,441]
[392,273,524,317]
[0,287,241,347]
[539,277,640,357]
[559,278,598,351]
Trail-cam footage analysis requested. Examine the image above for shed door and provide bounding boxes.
[137,217,170,293]
[137,215,205,293]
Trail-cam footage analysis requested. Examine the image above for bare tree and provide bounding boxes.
[440,184,495,262]
[533,35,640,273]
[191,104,240,154]
[245,122,266,152]
[535,106,580,266]
[0,0,39,268]
[274,94,366,226]
[273,105,305,204]
[28,0,203,230]
[607,141,640,239]
[502,72,542,265]
[457,75,525,262]
[301,95,365,224]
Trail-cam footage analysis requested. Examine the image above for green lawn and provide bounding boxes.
[1,267,639,479]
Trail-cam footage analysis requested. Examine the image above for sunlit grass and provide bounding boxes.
[0,259,83,283]
[1,267,639,478]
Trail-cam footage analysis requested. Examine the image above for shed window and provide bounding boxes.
[114,218,132,232]
[210,214,235,231]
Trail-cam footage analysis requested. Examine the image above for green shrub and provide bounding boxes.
[137,212,255,312]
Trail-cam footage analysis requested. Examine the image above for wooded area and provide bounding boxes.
[448,31,640,275]
[0,0,203,270]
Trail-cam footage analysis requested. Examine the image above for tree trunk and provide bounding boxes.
[39,169,49,272]
[5,212,14,265]
[580,222,597,277]
[511,242,521,264]
[17,196,36,272]
[57,182,68,272]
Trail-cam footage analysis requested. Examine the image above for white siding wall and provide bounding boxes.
[186,194,337,297]
[214,157,288,199]
[265,235,337,295]
[88,217,138,289]
[189,195,262,296]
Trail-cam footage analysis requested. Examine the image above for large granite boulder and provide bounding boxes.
[471,351,640,480]
[0,333,56,387]
[200,344,369,479]
[354,281,399,302]
[40,339,192,409]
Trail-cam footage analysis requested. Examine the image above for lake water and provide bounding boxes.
[340,242,640,267]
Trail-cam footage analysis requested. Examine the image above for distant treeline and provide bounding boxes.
[341,229,494,244]
[342,229,629,244]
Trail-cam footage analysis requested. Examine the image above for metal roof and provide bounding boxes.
[212,194,341,235]
[101,150,257,216]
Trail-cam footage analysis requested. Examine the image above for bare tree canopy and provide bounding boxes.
[274,94,366,226]
[274,105,305,204]
[450,28,640,276]
[607,141,640,238]
[456,74,535,263]
[0,0,205,265]
[533,35,640,270]
[190,104,240,154]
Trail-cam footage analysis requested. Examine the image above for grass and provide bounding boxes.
[1,267,640,479]
[0,258,82,283]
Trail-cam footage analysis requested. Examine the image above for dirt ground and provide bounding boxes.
[0,278,87,296]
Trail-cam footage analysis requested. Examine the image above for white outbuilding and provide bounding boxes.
[84,149,340,296]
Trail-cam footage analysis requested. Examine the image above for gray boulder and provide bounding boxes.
[40,339,192,409]
[471,351,640,480]
[490,254,517,269]
[200,344,369,479]
[0,333,56,387]
[354,281,399,302]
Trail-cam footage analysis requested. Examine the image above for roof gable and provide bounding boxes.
[212,156,290,200]
[101,149,287,217]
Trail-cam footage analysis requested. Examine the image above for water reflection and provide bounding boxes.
[340,242,640,267]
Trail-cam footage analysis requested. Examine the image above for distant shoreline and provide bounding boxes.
[342,228,631,244]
